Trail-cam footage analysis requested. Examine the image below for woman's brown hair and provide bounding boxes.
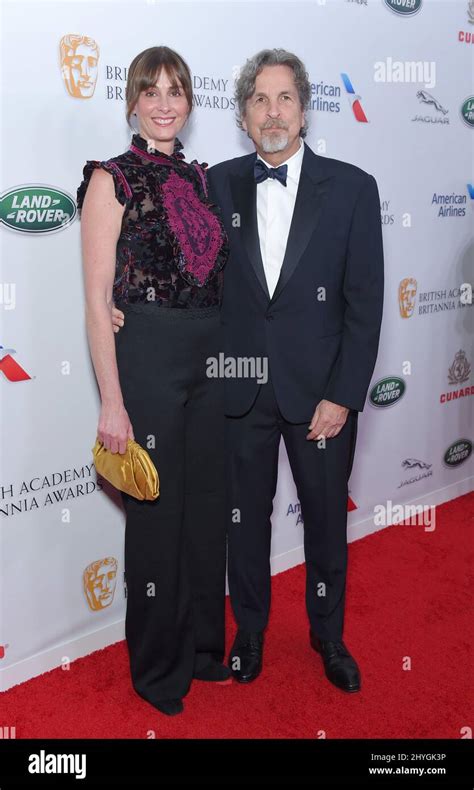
[125,46,193,125]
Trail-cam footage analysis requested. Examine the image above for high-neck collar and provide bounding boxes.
[130,132,185,161]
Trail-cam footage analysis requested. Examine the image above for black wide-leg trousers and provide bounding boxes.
[114,303,227,704]
[226,367,358,642]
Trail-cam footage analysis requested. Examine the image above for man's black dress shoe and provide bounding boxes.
[193,661,232,683]
[154,698,184,716]
[228,630,264,683]
[310,630,361,692]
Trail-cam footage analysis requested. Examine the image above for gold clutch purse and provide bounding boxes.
[92,437,159,501]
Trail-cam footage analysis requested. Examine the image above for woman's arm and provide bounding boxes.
[80,168,134,454]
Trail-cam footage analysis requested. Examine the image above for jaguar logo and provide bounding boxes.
[416,90,448,115]
[402,458,432,470]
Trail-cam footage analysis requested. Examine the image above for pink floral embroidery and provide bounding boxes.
[160,171,223,287]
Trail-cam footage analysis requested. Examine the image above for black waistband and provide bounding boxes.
[114,302,220,319]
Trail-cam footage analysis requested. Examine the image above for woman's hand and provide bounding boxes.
[98,400,134,454]
[112,304,125,333]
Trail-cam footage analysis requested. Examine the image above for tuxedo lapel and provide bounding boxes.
[270,144,334,304]
[229,156,270,301]
[228,144,333,304]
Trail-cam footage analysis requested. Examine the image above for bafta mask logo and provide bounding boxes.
[398,277,418,318]
[60,34,99,99]
[84,557,117,611]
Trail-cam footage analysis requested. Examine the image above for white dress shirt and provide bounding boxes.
[256,138,304,298]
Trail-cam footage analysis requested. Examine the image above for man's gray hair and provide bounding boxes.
[235,49,312,138]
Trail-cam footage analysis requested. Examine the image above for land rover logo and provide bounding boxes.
[0,185,77,234]
[369,376,406,407]
[460,96,474,128]
[443,439,472,467]
[383,0,422,16]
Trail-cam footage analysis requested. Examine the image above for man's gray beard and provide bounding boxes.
[260,130,289,154]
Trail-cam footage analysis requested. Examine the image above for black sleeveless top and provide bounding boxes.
[76,133,229,308]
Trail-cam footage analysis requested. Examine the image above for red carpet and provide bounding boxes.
[2,492,472,738]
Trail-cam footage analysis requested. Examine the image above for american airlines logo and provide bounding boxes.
[0,345,32,381]
[340,73,368,122]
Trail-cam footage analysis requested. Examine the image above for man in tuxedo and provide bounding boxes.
[111,48,384,693]
[206,49,384,692]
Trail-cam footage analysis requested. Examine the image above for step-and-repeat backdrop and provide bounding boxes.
[1,0,473,690]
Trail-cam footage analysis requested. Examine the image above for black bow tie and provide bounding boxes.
[254,158,288,187]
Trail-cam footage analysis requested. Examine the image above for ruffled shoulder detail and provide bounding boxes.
[76,159,132,213]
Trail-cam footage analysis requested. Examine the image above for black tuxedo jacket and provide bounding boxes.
[207,143,384,422]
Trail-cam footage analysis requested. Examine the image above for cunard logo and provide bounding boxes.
[458,0,474,44]
[440,350,473,404]
[448,349,471,385]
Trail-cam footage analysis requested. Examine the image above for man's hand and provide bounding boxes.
[306,399,349,441]
[111,304,124,333]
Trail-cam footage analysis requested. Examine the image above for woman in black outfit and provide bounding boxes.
[77,46,230,716]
